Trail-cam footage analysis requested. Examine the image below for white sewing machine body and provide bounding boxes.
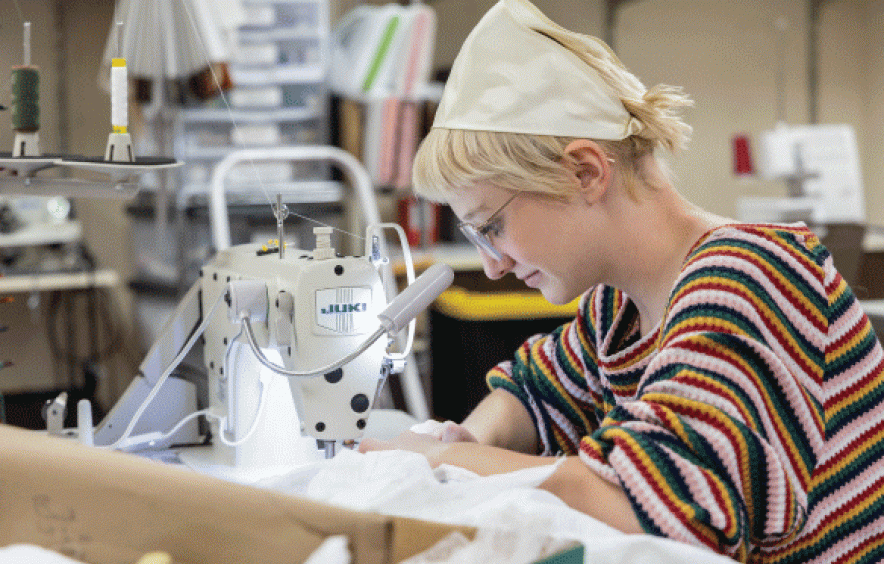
[42,146,452,483]
[183,241,389,474]
[79,221,451,483]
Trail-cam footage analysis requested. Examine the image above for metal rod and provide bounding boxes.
[275,194,287,259]
[323,441,336,458]
[807,0,823,124]
[775,17,788,124]
[116,21,123,57]
[23,22,31,66]
[53,0,70,155]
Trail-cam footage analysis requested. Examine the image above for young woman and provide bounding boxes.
[360,1,884,562]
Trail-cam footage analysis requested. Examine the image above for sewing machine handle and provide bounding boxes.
[378,263,454,333]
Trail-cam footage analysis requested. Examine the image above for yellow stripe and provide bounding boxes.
[111,58,126,67]
[599,428,724,545]
[551,427,577,454]
[529,338,595,433]
[826,322,873,365]
[579,436,605,459]
[666,315,746,340]
[815,424,884,484]
[561,329,585,376]
[777,468,884,559]
[113,125,128,134]
[687,335,814,486]
[575,307,598,368]
[830,369,884,420]
[830,275,848,300]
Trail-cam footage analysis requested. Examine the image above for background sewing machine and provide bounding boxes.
[0,195,85,274]
[737,123,865,225]
[736,123,868,285]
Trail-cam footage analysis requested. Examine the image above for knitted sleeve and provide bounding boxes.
[485,287,612,455]
[579,226,829,559]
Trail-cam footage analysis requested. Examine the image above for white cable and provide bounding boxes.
[96,290,226,450]
[241,314,386,377]
[210,376,270,447]
[155,409,210,444]
[208,324,271,447]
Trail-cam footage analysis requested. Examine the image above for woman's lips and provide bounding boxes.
[523,271,541,288]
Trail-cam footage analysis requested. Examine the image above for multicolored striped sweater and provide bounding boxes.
[487,223,884,563]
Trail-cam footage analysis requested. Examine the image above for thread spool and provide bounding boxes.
[10,66,39,132]
[110,58,128,133]
[104,20,134,162]
[104,57,134,161]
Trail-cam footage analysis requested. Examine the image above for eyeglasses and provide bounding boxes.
[457,193,519,261]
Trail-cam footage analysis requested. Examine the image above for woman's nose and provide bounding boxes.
[479,249,514,280]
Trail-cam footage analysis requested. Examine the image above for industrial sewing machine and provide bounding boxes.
[736,123,866,225]
[49,211,452,483]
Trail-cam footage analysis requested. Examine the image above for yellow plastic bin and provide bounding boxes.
[430,286,579,422]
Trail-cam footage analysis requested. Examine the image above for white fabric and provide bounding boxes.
[409,419,462,441]
[302,535,351,564]
[259,449,738,564]
[0,545,86,564]
[432,0,644,140]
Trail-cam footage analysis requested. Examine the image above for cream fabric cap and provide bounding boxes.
[432,0,645,140]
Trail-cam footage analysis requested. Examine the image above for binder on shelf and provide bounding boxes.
[330,3,438,190]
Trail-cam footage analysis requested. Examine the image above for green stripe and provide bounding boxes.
[361,16,400,92]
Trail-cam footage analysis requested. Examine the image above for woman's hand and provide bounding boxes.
[358,428,556,476]
[358,431,450,467]
[358,428,642,533]
[357,420,480,467]
[410,420,480,443]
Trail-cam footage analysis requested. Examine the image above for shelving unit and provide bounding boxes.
[132,0,337,267]
[172,0,336,207]
[128,0,343,345]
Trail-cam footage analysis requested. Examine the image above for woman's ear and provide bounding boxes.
[564,139,612,204]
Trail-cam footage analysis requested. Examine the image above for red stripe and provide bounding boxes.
[738,225,824,278]
[815,418,884,475]
[675,373,755,425]
[828,315,871,355]
[832,534,884,564]
[825,273,844,295]
[665,338,813,488]
[615,433,720,549]
[831,472,884,521]
[672,274,825,336]
[649,401,743,540]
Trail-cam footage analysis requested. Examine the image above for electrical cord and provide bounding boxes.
[241,314,386,378]
[45,251,125,368]
[204,324,270,447]
[96,290,225,450]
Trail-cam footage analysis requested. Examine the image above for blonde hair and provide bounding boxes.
[412,83,693,202]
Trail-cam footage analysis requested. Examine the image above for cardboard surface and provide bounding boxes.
[0,424,474,564]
